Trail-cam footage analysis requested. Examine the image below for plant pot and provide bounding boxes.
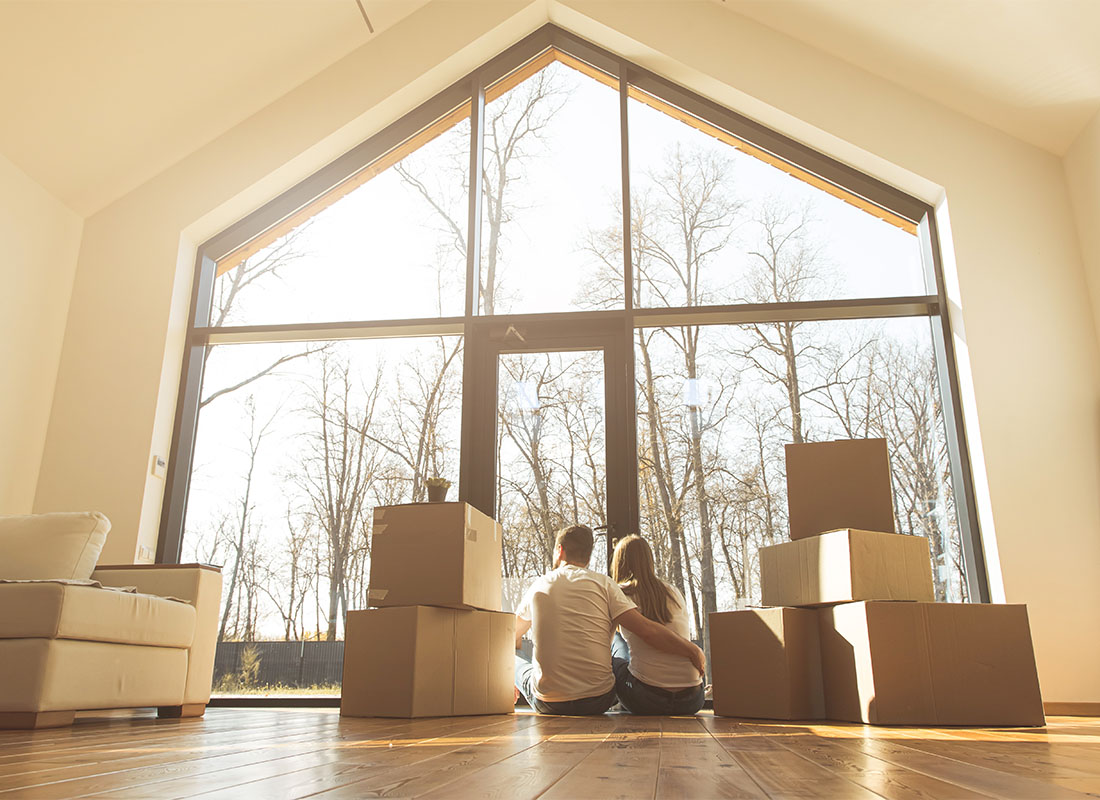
[427,485,449,502]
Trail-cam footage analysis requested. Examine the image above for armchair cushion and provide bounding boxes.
[0,512,110,581]
[0,582,195,648]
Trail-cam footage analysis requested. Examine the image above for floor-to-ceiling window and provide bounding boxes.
[161,27,984,698]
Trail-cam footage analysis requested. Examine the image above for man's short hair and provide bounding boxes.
[555,525,594,564]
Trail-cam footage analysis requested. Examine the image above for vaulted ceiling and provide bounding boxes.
[717,0,1100,156]
[2,0,1097,217]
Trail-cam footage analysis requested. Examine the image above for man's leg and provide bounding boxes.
[514,652,538,709]
[611,631,631,681]
[561,687,618,716]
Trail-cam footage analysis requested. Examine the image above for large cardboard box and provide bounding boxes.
[818,601,1045,726]
[710,607,824,720]
[785,439,896,540]
[368,502,502,612]
[341,606,515,718]
[760,528,935,607]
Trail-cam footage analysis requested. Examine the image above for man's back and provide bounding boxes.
[518,564,635,702]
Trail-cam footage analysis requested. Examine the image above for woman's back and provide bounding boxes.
[620,581,701,689]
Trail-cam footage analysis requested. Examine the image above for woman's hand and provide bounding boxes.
[689,643,706,680]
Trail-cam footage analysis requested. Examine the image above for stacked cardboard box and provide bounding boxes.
[711,438,1045,727]
[341,502,515,718]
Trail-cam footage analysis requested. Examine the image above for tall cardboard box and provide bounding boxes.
[710,607,824,720]
[368,502,502,612]
[341,606,515,718]
[785,439,895,540]
[818,601,1045,726]
[760,529,935,607]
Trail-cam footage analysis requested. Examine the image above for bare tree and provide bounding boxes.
[361,337,462,501]
[218,396,277,641]
[396,65,565,314]
[201,224,327,410]
[297,353,383,639]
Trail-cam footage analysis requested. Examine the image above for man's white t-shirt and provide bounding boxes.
[619,582,701,689]
[516,564,636,702]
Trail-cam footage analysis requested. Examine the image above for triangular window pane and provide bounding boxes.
[627,88,926,308]
[478,51,623,315]
[212,104,471,327]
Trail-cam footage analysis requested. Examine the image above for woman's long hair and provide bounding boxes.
[611,535,676,624]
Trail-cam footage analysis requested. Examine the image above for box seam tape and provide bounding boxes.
[920,605,938,723]
[451,614,459,716]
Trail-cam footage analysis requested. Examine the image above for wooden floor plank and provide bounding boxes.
[832,736,1095,800]
[309,714,579,799]
[183,714,545,800]
[701,716,884,799]
[0,715,339,794]
[539,714,661,800]
[418,715,618,800]
[3,709,1100,799]
[771,733,998,800]
[655,716,769,799]
[82,714,526,800]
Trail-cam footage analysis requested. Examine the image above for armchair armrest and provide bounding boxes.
[91,564,223,706]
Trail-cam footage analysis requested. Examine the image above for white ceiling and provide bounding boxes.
[716,0,1100,156]
[0,0,427,216]
[1,0,1097,217]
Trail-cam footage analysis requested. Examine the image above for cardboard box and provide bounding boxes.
[760,528,935,607]
[818,601,1045,726]
[785,439,896,540]
[341,606,515,718]
[710,607,825,720]
[368,502,502,612]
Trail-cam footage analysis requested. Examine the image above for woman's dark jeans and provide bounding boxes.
[611,632,705,716]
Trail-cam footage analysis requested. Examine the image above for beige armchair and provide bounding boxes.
[0,512,223,729]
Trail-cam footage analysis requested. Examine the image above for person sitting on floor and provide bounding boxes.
[609,534,707,715]
[513,524,705,715]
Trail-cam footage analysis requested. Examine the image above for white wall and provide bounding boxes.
[1065,109,1100,349]
[0,153,81,513]
[32,0,1100,701]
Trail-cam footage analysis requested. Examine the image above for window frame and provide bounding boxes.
[159,24,988,604]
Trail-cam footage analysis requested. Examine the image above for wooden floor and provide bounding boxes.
[2,709,1100,799]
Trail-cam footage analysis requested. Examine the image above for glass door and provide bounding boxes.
[497,349,607,610]
[460,316,638,607]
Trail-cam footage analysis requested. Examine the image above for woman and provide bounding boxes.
[610,535,705,715]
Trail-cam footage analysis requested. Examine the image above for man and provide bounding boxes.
[514,524,705,715]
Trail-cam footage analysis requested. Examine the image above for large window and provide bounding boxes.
[163,27,984,697]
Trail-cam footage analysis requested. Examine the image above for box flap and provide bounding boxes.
[487,611,517,714]
[785,439,895,540]
[453,611,490,716]
[864,602,936,724]
[341,607,417,718]
[411,607,457,717]
[819,603,869,722]
[710,607,823,720]
[368,504,467,609]
[848,530,935,602]
[461,507,504,612]
[782,608,825,719]
[924,604,1045,726]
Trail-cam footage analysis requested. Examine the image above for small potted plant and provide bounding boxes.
[426,477,451,503]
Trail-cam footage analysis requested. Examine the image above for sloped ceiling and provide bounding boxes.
[1,0,1097,217]
[717,0,1100,156]
[0,0,429,216]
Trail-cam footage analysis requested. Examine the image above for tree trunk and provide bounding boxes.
[637,329,687,595]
